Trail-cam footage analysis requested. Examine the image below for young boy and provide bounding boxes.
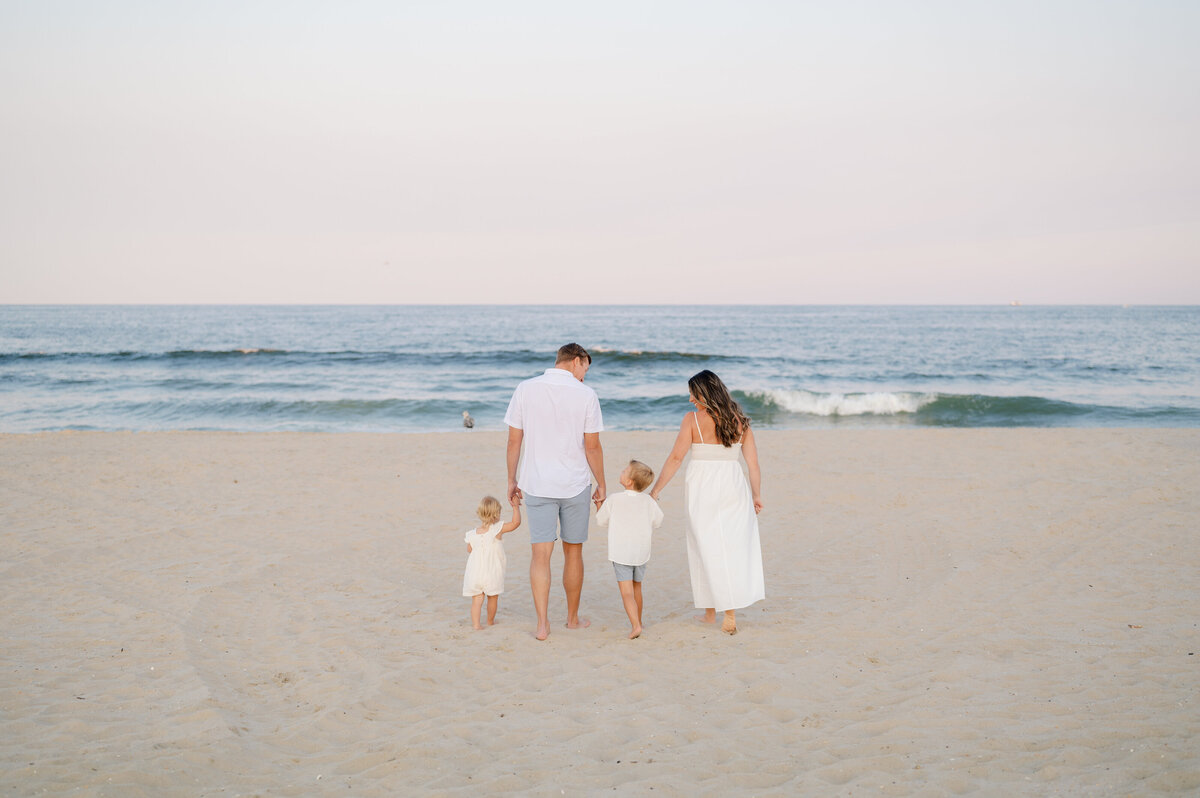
[595,460,664,639]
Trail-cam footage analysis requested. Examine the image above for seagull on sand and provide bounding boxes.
[462,411,474,429]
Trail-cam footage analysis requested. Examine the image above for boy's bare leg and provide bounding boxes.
[721,609,737,635]
[530,541,554,640]
[633,581,644,625]
[470,595,484,630]
[486,595,498,625]
[562,542,590,629]
[617,580,642,639]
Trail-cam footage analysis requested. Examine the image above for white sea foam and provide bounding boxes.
[757,389,937,416]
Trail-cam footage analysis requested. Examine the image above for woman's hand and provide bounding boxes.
[753,496,763,514]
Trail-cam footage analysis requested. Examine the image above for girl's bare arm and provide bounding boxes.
[499,502,522,536]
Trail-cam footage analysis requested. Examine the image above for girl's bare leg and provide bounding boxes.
[486,595,498,625]
[618,581,642,639]
[721,609,737,635]
[470,595,484,630]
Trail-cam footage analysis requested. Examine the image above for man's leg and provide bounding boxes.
[530,542,554,640]
[524,493,560,641]
[562,542,588,628]
[558,486,592,629]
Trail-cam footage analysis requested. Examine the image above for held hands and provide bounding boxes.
[508,481,523,504]
[592,484,606,510]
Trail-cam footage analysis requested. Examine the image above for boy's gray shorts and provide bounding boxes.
[524,486,591,544]
[612,562,646,583]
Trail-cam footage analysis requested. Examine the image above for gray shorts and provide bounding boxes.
[612,562,646,583]
[525,486,591,544]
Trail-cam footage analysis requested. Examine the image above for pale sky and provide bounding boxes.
[2,1,1197,304]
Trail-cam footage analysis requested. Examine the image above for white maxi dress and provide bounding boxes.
[683,415,765,612]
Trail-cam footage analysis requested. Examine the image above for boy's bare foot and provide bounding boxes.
[721,611,737,635]
[628,626,642,639]
[565,617,591,630]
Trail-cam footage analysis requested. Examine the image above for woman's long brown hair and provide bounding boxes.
[688,370,751,447]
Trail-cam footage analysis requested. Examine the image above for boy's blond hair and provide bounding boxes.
[477,495,502,523]
[627,460,654,492]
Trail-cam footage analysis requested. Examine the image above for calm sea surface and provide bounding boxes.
[1,305,1198,432]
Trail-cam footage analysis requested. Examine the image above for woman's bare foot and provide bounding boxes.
[565,617,591,630]
[473,623,483,630]
[628,625,642,639]
[721,610,737,635]
[534,623,550,640]
[696,609,717,624]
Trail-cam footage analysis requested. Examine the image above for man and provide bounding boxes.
[505,343,606,641]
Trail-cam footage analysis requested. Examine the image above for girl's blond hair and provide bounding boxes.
[477,495,502,523]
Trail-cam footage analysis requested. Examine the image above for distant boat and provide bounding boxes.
[1010,300,1022,306]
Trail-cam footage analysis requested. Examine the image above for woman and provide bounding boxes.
[650,370,764,634]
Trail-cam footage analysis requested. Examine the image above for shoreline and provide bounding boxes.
[2,429,1197,794]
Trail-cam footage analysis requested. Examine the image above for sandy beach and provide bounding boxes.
[1,429,1197,796]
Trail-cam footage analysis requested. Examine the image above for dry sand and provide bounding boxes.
[1,429,1197,796]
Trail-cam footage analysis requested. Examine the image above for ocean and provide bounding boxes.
[1,305,1198,432]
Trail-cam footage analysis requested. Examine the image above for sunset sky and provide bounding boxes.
[2,1,1197,304]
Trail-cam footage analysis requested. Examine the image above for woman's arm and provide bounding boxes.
[649,415,693,501]
[742,425,763,514]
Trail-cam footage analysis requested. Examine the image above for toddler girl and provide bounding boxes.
[462,494,521,629]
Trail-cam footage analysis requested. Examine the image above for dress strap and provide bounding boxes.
[693,411,704,443]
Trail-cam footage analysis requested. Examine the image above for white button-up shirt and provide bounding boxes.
[596,489,663,566]
[504,368,604,498]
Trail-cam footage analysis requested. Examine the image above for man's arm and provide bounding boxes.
[584,431,605,509]
[507,426,524,503]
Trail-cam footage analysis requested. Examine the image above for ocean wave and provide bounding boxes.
[747,389,937,416]
[590,347,725,363]
[738,389,1198,426]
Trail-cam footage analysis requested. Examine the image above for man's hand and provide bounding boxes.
[508,481,523,504]
[592,483,606,510]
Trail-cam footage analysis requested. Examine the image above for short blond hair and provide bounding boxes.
[477,495,502,523]
[627,460,654,492]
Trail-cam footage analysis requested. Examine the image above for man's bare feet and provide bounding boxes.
[534,622,550,641]
[721,611,737,635]
[565,617,591,630]
[628,625,642,639]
